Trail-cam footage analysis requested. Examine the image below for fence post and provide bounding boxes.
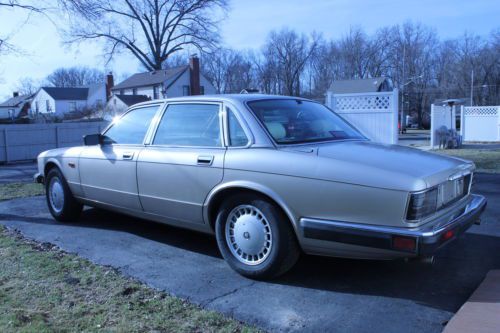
[392,89,399,144]
[460,106,464,138]
[430,104,435,148]
[3,128,8,163]
[55,126,60,148]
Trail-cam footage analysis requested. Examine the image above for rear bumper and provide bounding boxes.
[300,194,487,257]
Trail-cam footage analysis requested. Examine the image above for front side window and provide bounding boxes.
[227,108,249,147]
[153,103,221,147]
[104,105,159,145]
[247,99,365,145]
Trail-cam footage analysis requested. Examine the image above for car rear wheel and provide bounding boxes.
[45,167,83,222]
[215,193,300,279]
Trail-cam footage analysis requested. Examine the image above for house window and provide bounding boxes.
[46,100,52,112]
[200,86,205,95]
[182,85,190,96]
[113,98,117,106]
[69,102,77,113]
[35,101,39,113]
[120,89,124,95]
[153,85,160,99]
[132,88,137,95]
[8,109,14,119]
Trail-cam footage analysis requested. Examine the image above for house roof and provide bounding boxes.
[328,77,389,94]
[112,66,189,90]
[42,87,89,100]
[114,94,150,106]
[0,93,33,107]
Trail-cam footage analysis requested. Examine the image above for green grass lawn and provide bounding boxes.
[433,149,500,174]
[0,183,45,201]
[0,182,257,332]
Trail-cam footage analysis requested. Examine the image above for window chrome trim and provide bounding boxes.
[101,102,165,146]
[223,102,253,149]
[148,101,225,149]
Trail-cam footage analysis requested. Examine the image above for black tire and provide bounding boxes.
[45,167,83,222]
[215,193,300,279]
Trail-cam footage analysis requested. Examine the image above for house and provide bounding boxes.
[105,94,150,120]
[0,92,33,121]
[327,77,393,94]
[31,83,108,118]
[111,56,216,99]
[240,88,260,94]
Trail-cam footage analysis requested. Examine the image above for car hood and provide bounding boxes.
[312,140,474,191]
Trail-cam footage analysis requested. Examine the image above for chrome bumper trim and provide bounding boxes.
[300,194,487,255]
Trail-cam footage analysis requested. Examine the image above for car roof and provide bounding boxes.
[130,94,312,108]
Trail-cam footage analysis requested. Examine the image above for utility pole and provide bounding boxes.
[470,69,474,106]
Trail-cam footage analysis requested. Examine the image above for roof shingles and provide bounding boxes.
[112,66,188,90]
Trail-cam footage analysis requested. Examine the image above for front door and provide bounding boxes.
[79,104,161,210]
[137,102,225,224]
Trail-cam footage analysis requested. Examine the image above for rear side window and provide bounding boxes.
[227,108,249,147]
[153,104,222,147]
[104,105,159,144]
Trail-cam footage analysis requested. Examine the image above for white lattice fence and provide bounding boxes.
[461,106,500,142]
[326,90,398,144]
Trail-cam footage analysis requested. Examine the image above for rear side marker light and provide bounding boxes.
[392,236,417,252]
[441,230,455,242]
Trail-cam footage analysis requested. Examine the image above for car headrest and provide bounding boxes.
[266,122,286,140]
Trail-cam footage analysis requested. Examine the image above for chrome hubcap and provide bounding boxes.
[49,177,64,213]
[225,205,273,265]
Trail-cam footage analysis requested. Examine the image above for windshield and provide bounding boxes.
[247,99,365,144]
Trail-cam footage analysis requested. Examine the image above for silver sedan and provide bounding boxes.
[35,95,487,279]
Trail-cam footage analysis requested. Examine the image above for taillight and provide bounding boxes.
[406,188,438,221]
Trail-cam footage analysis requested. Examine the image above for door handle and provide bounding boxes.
[122,152,134,160]
[197,155,214,166]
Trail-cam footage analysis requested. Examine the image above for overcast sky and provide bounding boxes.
[1,0,499,99]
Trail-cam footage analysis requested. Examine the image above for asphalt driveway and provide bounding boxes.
[0,162,37,183]
[0,174,499,332]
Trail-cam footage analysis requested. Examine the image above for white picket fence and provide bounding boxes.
[326,90,399,144]
[461,106,500,142]
[430,104,456,148]
[0,122,108,163]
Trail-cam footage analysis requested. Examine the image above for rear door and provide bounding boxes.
[137,102,226,224]
[79,104,161,210]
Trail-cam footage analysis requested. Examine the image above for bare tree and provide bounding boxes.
[0,1,47,55]
[262,29,319,96]
[14,77,40,95]
[46,66,104,87]
[62,0,228,70]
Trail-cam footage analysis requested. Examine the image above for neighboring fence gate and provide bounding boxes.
[461,106,500,142]
[326,90,399,144]
[430,104,456,148]
[0,121,108,163]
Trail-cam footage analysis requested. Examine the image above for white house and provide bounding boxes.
[111,56,216,99]
[105,94,150,120]
[0,92,33,121]
[31,83,107,117]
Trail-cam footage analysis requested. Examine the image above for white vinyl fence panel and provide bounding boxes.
[326,90,398,144]
[430,104,456,148]
[0,122,108,163]
[461,106,500,142]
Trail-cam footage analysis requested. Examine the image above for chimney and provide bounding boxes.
[189,55,201,95]
[13,92,19,98]
[106,72,114,100]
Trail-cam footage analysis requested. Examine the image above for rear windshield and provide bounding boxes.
[247,99,365,144]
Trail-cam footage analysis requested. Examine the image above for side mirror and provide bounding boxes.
[83,133,103,146]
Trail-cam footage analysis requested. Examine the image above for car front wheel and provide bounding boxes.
[215,193,300,279]
[45,167,83,222]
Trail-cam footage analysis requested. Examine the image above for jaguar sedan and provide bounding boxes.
[35,95,487,279]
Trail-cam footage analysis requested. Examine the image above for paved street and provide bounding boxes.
[0,173,499,332]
